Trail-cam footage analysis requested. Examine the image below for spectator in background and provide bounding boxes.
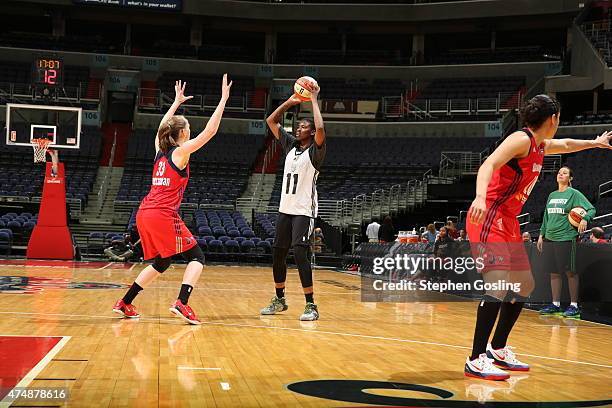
[366,219,381,243]
[378,216,396,243]
[590,227,608,244]
[422,224,438,244]
[522,232,532,242]
[457,229,468,242]
[313,228,324,253]
[433,227,454,258]
[446,220,460,240]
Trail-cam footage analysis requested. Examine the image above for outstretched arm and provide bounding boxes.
[155,80,193,151]
[544,131,611,155]
[173,74,232,165]
[310,83,326,147]
[266,95,302,139]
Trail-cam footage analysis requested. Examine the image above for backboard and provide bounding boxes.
[5,103,82,149]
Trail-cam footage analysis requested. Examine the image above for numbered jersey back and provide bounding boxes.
[486,128,545,217]
[139,147,189,213]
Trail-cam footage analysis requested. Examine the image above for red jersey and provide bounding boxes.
[139,147,189,213]
[486,128,544,218]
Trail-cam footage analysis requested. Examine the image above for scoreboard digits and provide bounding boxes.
[33,58,64,87]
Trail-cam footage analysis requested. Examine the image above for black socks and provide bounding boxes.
[276,287,285,299]
[122,282,143,305]
[470,295,502,360]
[491,292,527,350]
[178,284,193,305]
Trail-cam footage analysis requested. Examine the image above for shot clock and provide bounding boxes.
[33,57,64,87]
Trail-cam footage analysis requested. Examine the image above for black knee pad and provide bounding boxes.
[152,256,171,273]
[181,245,205,266]
[293,245,313,288]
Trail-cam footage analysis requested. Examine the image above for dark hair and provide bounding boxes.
[591,227,605,239]
[299,118,315,130]
[520,94,560,129]
[383,216,393,226]
[157,115,188,153]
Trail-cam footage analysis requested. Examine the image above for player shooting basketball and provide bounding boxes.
[260,79,326,321]
[113,76,232,325]
[464,94,611,380]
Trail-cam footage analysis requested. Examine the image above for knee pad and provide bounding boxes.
[182,245,205,266]
[152,256,171,273]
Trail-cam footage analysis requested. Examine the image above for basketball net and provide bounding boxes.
[32,138,51,163]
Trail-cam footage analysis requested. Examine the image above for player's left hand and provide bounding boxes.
[578,219,587,234]
[593,130,612,149]
[310,82,320,101]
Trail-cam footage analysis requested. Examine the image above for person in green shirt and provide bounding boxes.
[538,166,595,318]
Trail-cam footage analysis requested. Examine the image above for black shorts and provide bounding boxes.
[273,213,314,249]
[541,238,577,274]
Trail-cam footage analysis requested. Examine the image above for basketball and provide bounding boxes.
[294,76,317,101]
[568,206,587,227]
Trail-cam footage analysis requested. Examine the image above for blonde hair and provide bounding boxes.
[157,115,188,153]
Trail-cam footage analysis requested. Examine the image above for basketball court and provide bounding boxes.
[0,261,610,407]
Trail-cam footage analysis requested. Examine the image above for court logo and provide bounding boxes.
[287,379,612,407]
[0,276,127,294]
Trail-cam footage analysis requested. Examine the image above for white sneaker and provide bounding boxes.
[486,344,530,371]
[464,353,510,381]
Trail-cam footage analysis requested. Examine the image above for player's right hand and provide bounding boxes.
[468,196,487,225]
[174,80,193,104]
[287,94,303,105]
[537,235,543,253]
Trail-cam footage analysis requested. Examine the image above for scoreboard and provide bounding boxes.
[32,58,64,87]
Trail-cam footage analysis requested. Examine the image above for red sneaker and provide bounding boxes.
[169,300,201,325]
[113,299,140,318]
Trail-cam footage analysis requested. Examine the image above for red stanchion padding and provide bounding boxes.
[27,162,74,260]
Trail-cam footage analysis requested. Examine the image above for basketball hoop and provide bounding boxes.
[32,138,51,163]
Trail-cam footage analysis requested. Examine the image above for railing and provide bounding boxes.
[386,91,522,120]
[599,180,612,199]
[0,81,101,105]
[517,213,531,227]
[140,89,266,114]
[439,151,482,178]
[308,170,455,228]
[542,155,562,173]
[584,213,612,233]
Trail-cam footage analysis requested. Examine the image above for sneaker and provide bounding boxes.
[464,353,510,381]
[562,305,581,319]
[299,302,319,321]
[539,304,562,315]
[112,299,140,318]
[486,344,529,371]
[260,296,288,315]
[169,300,201,325]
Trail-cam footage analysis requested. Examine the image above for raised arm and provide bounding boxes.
[266,95,302,139]
[544,131,611,155]
[155,80,193,152]
[469,131,532,225]
[309,83,326,147]
[174,74,232,161]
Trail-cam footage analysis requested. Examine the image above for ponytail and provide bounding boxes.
[157,115,188,153]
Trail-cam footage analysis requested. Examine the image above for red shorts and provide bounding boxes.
[466,211,530,273]
[136,208,197,260]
